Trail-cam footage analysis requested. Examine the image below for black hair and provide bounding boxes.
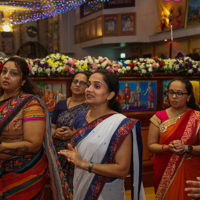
[168,77,200,111]
[186,53,200,61]
[70,71,89,85]
[92,69,122,113]
[0,57,41,97]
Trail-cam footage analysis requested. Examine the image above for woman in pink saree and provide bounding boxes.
[148,77,200,200]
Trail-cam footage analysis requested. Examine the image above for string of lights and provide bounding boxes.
[0,0,102,26]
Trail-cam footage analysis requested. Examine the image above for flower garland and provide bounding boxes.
[0,53,199,77]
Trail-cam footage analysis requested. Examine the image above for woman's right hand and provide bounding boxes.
[168,141,183,155]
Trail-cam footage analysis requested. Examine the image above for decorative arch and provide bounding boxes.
[16,42,48,59]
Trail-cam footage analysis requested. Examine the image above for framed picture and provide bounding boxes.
[104,15,118,36]
[104,0,135,8]
[80,23,85,42]
[121,13,136,35]
[74,25,80,43]
[90,19,96,39]
[118,80,157,111]
[25,22,38,42]
[85,21,90,41]
[96,16,103,37]
[36,81,67,115]
[185,0,200,28]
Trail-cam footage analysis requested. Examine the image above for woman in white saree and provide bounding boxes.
[59,69,145,200]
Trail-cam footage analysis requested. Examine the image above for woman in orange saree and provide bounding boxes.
[148,77,200,200]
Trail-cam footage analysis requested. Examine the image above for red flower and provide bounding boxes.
[0,62,3,71]
[96,186,100,191]
[153,57,158,62]
[160,61,164,67]
[128,63,135,68]
[119,127,125,131]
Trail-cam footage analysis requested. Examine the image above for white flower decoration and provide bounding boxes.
[125,60,131,64]
[188,69,193,74]
[38,67,43,73]
[141,69,146,74]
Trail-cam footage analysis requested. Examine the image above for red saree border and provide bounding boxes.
[156,110,200,200]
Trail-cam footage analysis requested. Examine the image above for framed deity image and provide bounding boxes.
[96,16,103,37]
[104,15,118,36]
[90,19,96,39]
[185,0,200,28]
[74,25,80,43]
[36,81,67,115]
[118,80,157,112]
[104,0,135,9]
[80,23,85,42]
[121,13,136,35]
[85,21,90,41]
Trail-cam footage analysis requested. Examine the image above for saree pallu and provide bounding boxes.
[72,113,144,200]
[54,103,90,193]
[151,109,200,200]
[0,148,47,200]
[0,93,70,200]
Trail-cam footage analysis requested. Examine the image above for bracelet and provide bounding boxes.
[181,148,185,153]
[88,162,94,173]
[161,144,168,154]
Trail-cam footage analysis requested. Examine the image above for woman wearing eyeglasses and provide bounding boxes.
[51,72,90,193]
[148,77,200,200]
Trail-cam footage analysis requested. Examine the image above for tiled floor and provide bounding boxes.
[125,187,155,200]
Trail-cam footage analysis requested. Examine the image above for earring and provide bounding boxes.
[107,98,109,101]
[187,99,189,102]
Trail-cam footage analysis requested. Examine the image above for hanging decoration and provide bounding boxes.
[0,0,107,26]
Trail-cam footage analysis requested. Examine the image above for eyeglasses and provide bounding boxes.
[168,90,188,98]
[72,79,87,86]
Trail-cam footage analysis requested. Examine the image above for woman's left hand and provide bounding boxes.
[58,144,84,168]
[55,126,73,141]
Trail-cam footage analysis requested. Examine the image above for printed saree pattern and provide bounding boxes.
[54,102,90,192]
[0,93,70,200]
[0,148,48,200]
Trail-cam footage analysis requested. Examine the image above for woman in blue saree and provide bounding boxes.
[59,69,145,200]
[52,72,90,193]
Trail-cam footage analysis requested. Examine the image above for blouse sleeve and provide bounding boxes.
[150,114,161,128]
[23,98,45,122]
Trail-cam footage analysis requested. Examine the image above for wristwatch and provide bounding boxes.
[187,145,193,153]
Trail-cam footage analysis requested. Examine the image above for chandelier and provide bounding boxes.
[0,0,91,27]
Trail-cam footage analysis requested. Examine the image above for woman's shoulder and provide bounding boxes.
[154,110,167,118]
[76,110,88,118]
[56,99,67,105]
